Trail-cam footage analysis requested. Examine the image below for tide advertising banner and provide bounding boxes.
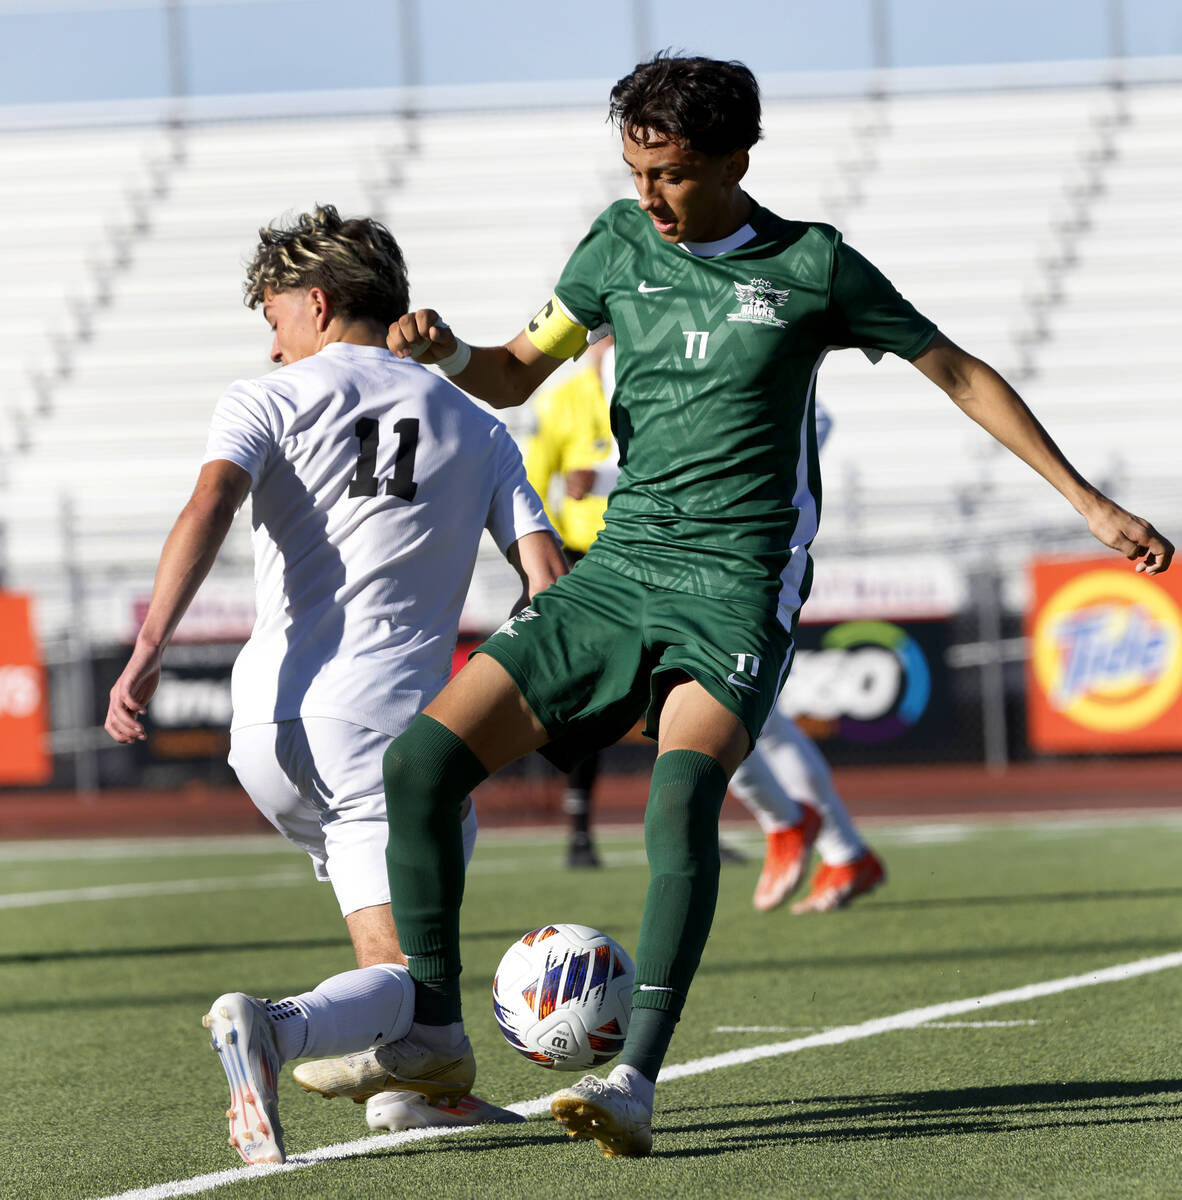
[1027,556,1182,753]
[0,592,52,784]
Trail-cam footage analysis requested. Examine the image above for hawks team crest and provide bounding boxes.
[728,278,792,328]
[492,606,540,639]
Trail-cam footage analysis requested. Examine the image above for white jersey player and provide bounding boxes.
[210,342,548,915]
[105,206,567,1163]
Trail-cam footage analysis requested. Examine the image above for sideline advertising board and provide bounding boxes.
[0,592,51,784]
[781,556,962,760]
[1026,556,1182,753]
[781,618,951,756]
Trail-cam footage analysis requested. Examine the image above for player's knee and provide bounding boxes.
[381,728,414,795]
[382,713,489,812]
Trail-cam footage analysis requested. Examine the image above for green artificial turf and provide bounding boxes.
[1,815,1179,1199]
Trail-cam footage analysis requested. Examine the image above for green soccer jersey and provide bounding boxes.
[553,198,937,629]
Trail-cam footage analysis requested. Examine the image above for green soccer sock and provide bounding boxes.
[383,715,488,1026]
[621,748,728,1082]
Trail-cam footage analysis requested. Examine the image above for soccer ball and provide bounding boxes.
[492,923,634,1070]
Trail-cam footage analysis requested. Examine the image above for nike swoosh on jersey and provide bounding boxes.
[637,281,674,293]
[727,673,759,692]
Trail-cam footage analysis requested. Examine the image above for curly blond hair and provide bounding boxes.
[244,205,409,325]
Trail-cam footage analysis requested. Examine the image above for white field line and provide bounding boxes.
[472,851,652,873]
[716,1020,1041,1033]
[92,949,1182,1200]
[0,858,646,911]
[8,806,1181,906]
[0,850,647,914]
[656,951,1182,1083]
[0,836,290,862]
[0,871,306,909]
[715,1025,819,1033]
[5,808,1182,865]
[925,1020,1041,1028]
[0,848,635,908]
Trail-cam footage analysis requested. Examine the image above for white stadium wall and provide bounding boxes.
[0,61,1179,647]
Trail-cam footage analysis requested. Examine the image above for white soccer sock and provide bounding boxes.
[409,1019,468,1052]
[263,998,310,1063]
[730,768,802,832]
[813,805,866,866]
[607,1064,655,1111]
[265,804,475,1066]
[268,964,414,1061]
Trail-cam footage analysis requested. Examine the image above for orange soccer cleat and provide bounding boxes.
[790,850,886,914]
[752,803,822,912]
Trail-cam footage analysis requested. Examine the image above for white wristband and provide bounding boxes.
[435,338,471,377]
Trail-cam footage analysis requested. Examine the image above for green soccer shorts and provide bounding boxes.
[475,557,795,770]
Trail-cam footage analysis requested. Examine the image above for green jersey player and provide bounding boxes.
[293,53,1173,1157]
[551,198,936,611]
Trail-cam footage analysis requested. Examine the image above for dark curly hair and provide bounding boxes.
[608,51,762,156]
[244,204,409,326]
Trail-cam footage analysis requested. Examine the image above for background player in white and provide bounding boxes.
[731,691,885,912]
[104,206,565,1163]
[730,402,886,914]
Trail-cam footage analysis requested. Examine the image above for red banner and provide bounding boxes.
[1026,557,1182,753]
[0,592,52,783]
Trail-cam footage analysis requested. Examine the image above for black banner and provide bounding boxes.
[783,619,953,761]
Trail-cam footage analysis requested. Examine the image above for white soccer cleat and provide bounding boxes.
[202,992,285,1165]
[293,1029,475,1108]
[365,1089,525,1131]
[551,1073,653,1158]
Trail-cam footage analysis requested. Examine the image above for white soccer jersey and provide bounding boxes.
[203,342,553,735]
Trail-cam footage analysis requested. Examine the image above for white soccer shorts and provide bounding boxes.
[229,717,477,917]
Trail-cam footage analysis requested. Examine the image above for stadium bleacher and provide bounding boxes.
[1,74,1179,641]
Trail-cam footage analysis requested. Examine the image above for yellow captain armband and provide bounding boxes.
[525,294,589,359]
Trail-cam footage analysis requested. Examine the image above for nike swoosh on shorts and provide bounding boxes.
[726,674,759,692]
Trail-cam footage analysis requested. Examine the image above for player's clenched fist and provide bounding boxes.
[388,309,456,363]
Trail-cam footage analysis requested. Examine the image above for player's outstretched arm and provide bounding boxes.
[388,309,563,409]
[104,460,251,743]
[912,332,1174,575]
[504,529,568,614]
